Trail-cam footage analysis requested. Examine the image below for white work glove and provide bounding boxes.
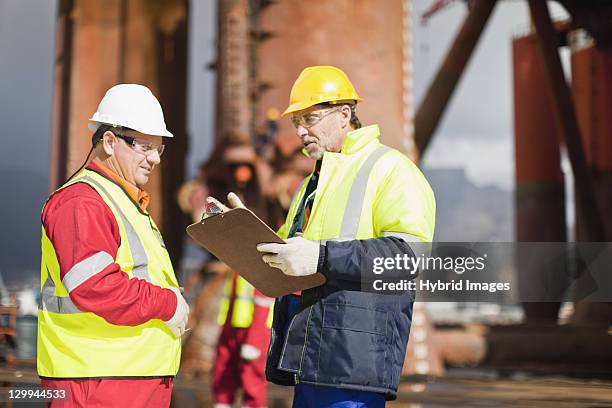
[164,287,190,337]
[257,237,320,277]
[206,192,246,212]
[240,344,261,361]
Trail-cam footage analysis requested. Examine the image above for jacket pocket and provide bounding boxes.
[316,303,388,387]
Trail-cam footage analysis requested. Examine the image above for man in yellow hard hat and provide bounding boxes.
[257,66,436,407]
[38,84,188,407]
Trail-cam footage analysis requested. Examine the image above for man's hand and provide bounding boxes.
[257,237,320,277]
[164,287,190,337]
[206,192,246,212]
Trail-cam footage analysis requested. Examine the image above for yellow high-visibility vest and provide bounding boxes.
[37,168,181,378]
[217,274,274,329]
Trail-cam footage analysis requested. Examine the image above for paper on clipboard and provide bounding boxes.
[186,208,326,297]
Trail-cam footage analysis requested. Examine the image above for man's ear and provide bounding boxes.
[101,131,116,156]
[340,105,352,128]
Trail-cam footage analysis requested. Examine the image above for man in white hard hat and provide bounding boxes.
[38,84,188,408]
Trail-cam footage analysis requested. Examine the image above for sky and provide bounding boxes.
[0,0,57,281]
[0,0,56,171]
[0,0,572,281]
[186,0,216,178]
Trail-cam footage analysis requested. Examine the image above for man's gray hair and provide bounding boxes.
[348,104,362,130]
[320,102,361,129]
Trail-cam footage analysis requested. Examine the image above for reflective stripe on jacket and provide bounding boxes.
[266,124,435,400]
[38,168,181,378]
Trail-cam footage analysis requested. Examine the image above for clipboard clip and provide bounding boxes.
[202,200,224,220]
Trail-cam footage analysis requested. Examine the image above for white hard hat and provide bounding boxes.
[88,84,173,137]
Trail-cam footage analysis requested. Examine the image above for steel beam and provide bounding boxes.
[49,0,75,191]
[414,0,497,155]
[514,33,566,323]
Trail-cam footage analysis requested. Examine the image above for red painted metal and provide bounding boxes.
[513,33,566,322]
[514,34,563,184]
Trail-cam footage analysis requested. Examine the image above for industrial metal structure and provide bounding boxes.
[7,0,609,405]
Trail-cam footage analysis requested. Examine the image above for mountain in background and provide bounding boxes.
[424,168,514,242]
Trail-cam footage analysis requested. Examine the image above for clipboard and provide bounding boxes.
[186,208,326,297]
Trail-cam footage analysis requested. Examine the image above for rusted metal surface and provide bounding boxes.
[514,35,564,186]
[432,329,486,366]
[390,375,612,407]
[50,0,189,262]
[481,324,612,375]
[570,43,612,326]
[120,0,189,232]
[49,0,75,192]
[216,0,251,141]
[571,45,612,173]
[513,33,565,323]
[414,0,497,156]
[255,0,415,157]
[61,0,123,179]
[528,0,605,242]
[156,0,190,265]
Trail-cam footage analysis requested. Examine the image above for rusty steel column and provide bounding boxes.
[528,0,605,242]
[122,0,164,224]
[216,0,251,142]
[571,40,612,238]
[513,34,566,323]
[414,0,497,156]
[120,0,189,247]
[570,38,612,326]
[157,0,190,268]
[50,0,189,263]
[49,0,75,192]
[255,0,414,156]
[58,0,123,181]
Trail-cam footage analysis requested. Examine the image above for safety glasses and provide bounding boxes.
[291,107,341,129]
[113,133,165,157]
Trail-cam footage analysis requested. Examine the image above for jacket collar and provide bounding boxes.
[340,124,380,155]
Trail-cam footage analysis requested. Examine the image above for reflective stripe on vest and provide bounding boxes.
[38,169,180,378]
[40,272,81,314]
[79,175,151,281]
[62,251,114,292]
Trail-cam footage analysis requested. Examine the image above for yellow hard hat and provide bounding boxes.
[282,66,361,116]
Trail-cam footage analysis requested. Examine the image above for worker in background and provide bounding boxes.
[38,84,189,408]
[256,66,436,407]
[207,138,275,408]
[213,270,274,408]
